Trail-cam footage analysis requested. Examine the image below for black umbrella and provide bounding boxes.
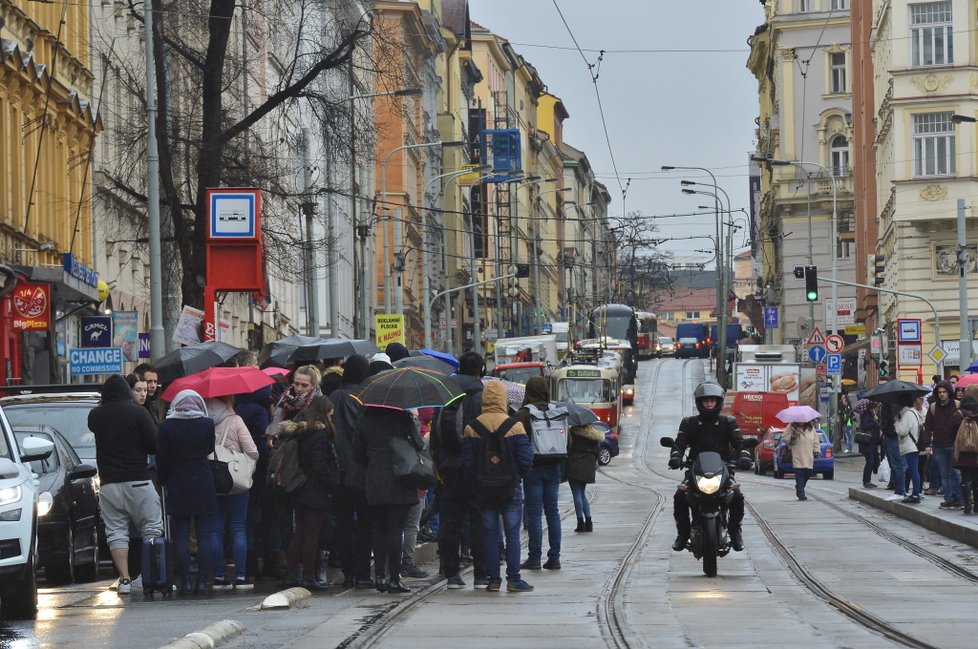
[554,401,600,427]
[354,368,463,411]
[258,335,321,369]
[289,338,381,365]
[154,341,241,385]
[392,354,453,374]
[862,380,931,404]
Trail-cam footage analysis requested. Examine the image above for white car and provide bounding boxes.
[0,407,55,620]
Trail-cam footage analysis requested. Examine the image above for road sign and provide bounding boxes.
[763,306,779,329]
[808,345,827,364]
[897,318,921,343]
[806,326,825,347]
[825,334,845,354]
[826,353,842,374]
[928,345,947,364]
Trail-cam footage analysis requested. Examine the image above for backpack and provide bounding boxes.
[525,403,569,459]
[469,418,518,505]
[267,437,307,494]
[955,417,978,459]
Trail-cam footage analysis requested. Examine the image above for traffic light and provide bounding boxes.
[871,254,885,287]
[878,360,889,378]
[793,265,805,279]
[804,265,818,301]
[515,263,530,278]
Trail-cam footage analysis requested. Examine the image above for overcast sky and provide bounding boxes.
[467,0,765,265]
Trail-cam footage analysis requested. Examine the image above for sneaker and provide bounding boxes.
[472,576,490,588]
[542,558,561,570]
[486,579,501,592]
[130,575,143,592]
[118,578,132,595]
[924,487,939,496]
[939,501,956,509]
[902,496,922,504]
[401,562,428,579]
[211,577,232,588]
[445,574,465,589]
[506,578,534,592]
[863,483,878,489]
[234,578,254,589]
[886,494,906,501]
[520,559,541,570]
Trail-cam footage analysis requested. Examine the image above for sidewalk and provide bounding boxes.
[848,486,978,548]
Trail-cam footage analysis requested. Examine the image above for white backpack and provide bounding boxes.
[525,403,569,458]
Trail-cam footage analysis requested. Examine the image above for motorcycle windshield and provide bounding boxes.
[694,451,727,478]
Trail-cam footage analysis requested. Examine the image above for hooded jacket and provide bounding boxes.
[515,376,564,467]
[235,386,273,458]
[87,374,158,484]
[461,381,533,483]
[565,424,605,484]
[922,380,962,447]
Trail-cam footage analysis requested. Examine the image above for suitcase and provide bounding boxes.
[142,488,173,598]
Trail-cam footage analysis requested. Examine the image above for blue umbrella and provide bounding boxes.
[966,360,978,373]
[420,348,459,369]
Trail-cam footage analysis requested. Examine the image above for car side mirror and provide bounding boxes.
[20,436,55,463]
[68,463,98,482]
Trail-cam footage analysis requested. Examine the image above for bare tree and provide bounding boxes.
[613,213,672,308]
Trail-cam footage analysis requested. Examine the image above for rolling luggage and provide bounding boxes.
[142,489,173,598]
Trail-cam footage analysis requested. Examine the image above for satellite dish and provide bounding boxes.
[796,315,810,333]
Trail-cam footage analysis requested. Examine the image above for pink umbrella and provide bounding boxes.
[262,366,290,377]
[161,366,276,401]
[956,373,978,388]
[776,405,822,424]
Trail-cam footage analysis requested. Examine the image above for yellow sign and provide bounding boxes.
[375,314,405,348]
[845,324,866,335]
[457,164,483,186]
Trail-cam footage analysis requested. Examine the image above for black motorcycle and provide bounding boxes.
[661,436,756,577]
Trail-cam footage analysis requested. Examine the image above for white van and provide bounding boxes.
[0,406,55,619]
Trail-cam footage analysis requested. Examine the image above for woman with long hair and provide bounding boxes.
[784,417,821,501]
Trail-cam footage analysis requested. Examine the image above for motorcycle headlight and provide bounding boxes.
[37,491,54,517]
[695,475,722,495]
[0,485,23,506]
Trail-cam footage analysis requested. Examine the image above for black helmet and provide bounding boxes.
[694,381,725,417]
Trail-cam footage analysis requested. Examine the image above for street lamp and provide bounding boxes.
[951,115,975,372]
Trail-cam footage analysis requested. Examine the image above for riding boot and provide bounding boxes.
[963,483,974,515]
[584,518,593,532]
[729,527,744,552]
[575,517,585,532]
[672,519,691,552]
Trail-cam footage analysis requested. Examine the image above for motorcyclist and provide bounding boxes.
[668,381,747,552]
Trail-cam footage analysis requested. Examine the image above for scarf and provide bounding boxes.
[277,385,322,421]
[167,389,208,419]
[205,398,234,425]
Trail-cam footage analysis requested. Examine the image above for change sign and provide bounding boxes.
[69,347,123,375]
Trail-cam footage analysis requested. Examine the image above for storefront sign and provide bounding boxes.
[69,347,123,375]
[11,282,50,330]
[62,253,99,287]
[80,316,112,348]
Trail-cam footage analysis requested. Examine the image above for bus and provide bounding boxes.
[589,304,638,348]
[634,311,659,360]
[551,352,623,432]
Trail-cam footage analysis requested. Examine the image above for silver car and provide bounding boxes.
[657,336,677,357]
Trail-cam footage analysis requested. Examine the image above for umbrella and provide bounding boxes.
[956,374,978,388]
[420,348,459,369]
[289,338,380,365]
[154,341,241,385]
[775,405,822,424]
[354,368,464,411]
[258,335,321,369]
[160,366,275,401]
[555,401,599,427]
[967,361,978,373]
[862,380,931,404]
[393,354,453,373]
[262,366,290,378]
[481,377,525,409]
[852,398,874,414]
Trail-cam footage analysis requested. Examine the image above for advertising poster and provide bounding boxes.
[173,305,205,346]
[11,282,50,331]
[375,314,405,347]
[80,316,112,348]
[112,310,139,361]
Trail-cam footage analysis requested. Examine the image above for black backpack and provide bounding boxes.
[469,418,518,505]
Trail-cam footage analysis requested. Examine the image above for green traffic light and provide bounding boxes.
[806,289,818,301]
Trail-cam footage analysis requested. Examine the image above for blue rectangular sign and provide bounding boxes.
[826,353,842,374]
[763,306,779,329]
[80,316,112,348]
[69,347,123,375]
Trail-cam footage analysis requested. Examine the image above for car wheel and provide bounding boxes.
[1,542,38,620]
[598,447,612,466]
[823,470,834,480]
[75,526,100,583]
[47,525,75,585]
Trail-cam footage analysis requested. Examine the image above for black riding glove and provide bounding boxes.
[668,454,681,470]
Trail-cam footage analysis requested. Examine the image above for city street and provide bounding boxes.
[4,359,978,648]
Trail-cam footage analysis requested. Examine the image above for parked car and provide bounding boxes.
[0,408,56,620]
[14,426,100,584]
[773,428,835,480]
[657,336,676,357]
[0,391,102,467]
[596,421,619,466]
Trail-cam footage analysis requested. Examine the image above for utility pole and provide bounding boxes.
[301,128,318,337]
[959,198,972,371]
[144,0,164,358]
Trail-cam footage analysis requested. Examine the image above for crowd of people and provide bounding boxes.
[86,343,606,596]
[857,376,978,513]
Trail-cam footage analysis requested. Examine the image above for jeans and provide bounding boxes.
[932,446,962,503]
[523,464,562,563]
[208,491,249,580]
[437,468,485,579]
[568,478,590,519]
[794,468,814,498]
[401,496,423,564]
[480,487,524,582]
[171,514,216,582]
[882,438,906,495]
[861,444,879,486]
[903,451,922,498]
[843,426,854,452]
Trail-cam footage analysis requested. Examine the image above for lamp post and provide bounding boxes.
[952,114,975,372]
[144,0,164,357]
[379,140,467,320]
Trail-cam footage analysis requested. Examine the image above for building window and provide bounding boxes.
[831,0,847,9]
[799,0,811,11]
[830,135,849,176]
[836,239,852,260]
[910,1,953,67]
[830,52,846,93]
[912,112,955,177]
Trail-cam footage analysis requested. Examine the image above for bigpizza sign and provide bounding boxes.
[11,282,50,330]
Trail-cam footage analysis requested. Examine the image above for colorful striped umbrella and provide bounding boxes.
[354,368,464,411]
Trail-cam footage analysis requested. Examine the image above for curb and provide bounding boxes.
[848,487,978,548]
[157,619,245,649]
[260,586,312,610]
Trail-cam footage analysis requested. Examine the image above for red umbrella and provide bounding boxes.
[262,366,290,378]
[161,366,276,401]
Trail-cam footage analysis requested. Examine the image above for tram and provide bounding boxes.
[589,304,638,349]
[634,311,659,360]
[551,350,623,432]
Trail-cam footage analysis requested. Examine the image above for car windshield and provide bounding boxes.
[496,367,541,385]
[658,337,673,345]
[0,426,10,460]
[555,379,613,404]
[3,403,96,456]
[14,431,59,474]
